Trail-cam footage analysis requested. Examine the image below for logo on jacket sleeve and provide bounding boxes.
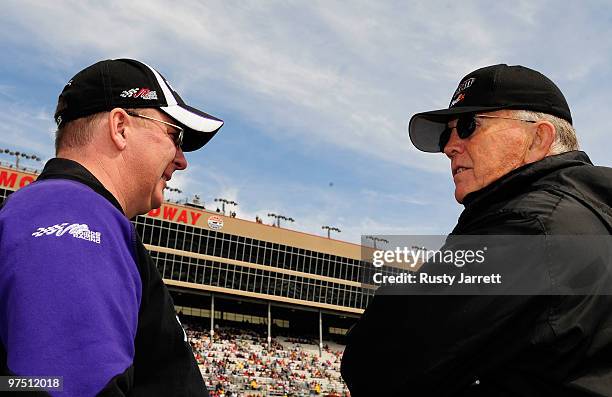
[32,223,102,244]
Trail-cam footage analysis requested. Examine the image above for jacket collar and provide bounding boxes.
[37,158,125,215]
[461,151,593,211]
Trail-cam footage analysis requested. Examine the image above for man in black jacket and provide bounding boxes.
[341,64,612,396]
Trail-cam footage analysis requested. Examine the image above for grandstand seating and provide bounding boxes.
[185,321,348,396]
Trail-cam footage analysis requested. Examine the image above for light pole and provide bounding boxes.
[164,186,182,194]
[1,148,41,170]
[214,198,238,215]
[164,186,183,203]
[365,235,389,249]
[185,194,206,210]
[322,225,341,239]
[192,194,203,206]
[267,213,295,228]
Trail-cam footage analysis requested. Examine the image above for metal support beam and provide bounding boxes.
[210,293,215,339]
[319,310,323,357]
[267,302,272,349]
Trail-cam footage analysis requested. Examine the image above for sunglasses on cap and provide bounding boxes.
[439,114,537,151]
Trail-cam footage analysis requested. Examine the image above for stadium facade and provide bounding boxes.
[0,164,383,350]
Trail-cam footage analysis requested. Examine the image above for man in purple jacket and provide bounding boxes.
[0,59,224,396]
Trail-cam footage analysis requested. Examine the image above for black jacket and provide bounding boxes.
[341,151,612,396]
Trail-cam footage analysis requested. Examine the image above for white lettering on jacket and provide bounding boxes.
[32,223,102,244]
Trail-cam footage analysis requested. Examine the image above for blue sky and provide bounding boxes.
[2,1,612,243]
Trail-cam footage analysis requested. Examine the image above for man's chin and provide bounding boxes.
[150,191,165,211]
[455,188,468,204]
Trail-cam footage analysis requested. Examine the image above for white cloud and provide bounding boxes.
[0,0,508,175]
[2,0,612,244]
[360,189,430,206]
[5,0,606,177]
[0,100,55,162]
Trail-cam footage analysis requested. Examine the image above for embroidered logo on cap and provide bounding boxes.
[450,93,465,107]
[120,88,158,100]
[449,77,475,107]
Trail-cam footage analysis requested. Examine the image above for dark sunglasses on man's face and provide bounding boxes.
[439,115,478,151]
[439,114,536,151]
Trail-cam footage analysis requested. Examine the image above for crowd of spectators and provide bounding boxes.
[185,322,349,397]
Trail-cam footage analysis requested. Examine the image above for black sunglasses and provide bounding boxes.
[439,114,536,150]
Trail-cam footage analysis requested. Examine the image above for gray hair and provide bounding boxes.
[512,110,579,155]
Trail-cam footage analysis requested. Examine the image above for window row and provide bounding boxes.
[176,305,291,328]
[150,251,373,310]
[134,216,370,282]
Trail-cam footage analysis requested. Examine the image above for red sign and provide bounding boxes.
[147,205,203,226]
[0,170,35,189]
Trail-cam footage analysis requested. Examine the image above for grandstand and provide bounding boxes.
[0,164,397,395]
[188,323,347,396]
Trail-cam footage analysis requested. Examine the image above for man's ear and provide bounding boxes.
[108,108,129,150]
[525,121,555,163]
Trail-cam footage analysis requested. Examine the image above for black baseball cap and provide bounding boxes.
[54,58,224,152]
[408,64,572,152]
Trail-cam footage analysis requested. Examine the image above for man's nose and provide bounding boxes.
[443,129,464,158]
[174,147,188,170]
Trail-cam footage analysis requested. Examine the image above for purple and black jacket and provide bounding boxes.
[0,158,207,396]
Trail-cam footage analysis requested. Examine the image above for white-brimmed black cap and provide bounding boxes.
[54,58,224,152]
